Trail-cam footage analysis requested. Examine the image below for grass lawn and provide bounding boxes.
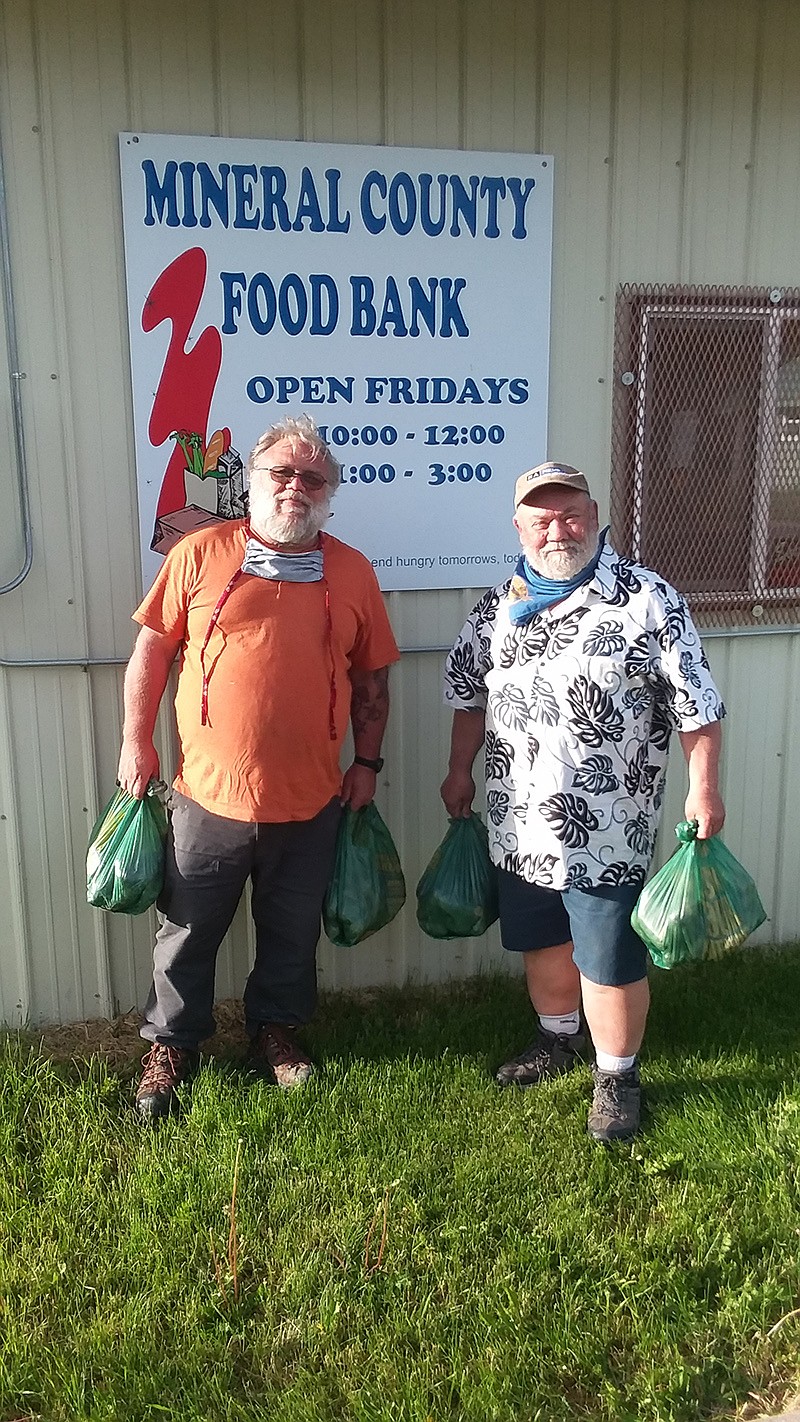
[1,948,800,1422]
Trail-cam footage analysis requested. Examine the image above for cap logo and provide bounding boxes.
[513,461,591,508]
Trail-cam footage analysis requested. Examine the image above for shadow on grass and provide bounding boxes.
[641,1067,791,1111]
[5,944,799,1095]
[306,944,800,1068]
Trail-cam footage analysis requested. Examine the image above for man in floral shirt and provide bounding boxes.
[441,461,725,1142]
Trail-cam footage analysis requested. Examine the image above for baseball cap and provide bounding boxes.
[514,461,591,509]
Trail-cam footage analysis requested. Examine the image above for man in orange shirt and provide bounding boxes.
[118,415,400,1119]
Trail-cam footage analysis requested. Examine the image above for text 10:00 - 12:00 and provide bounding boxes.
[316,424,506,447]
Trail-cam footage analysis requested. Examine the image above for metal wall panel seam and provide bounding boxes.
[597,0,622,481]
[379,0,390,144]
[746,0,800,280]
[25,2,91,654]
[750,634,790,939]
[773,632,800,941]
[52,675,94,1017]
[539,0,615,479]
[23,679,62,1019]
[0,112,33,594]
[602,0,621,294]
[42,0,115,641]
[722,636,782,940]
[297,0,309,141]
[741,0,765,281]
[0,671,32,1023]
[685,0,759,282]
[391,635,414,984]
[73,662,115,1019]
[209,0,224,138]
[675,0,693,275]
[456,0,467,152]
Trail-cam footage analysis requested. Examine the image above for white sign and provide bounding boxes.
[119,133,553,591]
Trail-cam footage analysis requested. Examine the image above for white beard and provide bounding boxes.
[526,532,598,580]
[248,483,331,546]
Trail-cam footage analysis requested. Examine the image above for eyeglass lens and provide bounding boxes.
[259,466,328,491]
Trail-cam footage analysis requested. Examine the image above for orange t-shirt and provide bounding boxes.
[134,523,400,823]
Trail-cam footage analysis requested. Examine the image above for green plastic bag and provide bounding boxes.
[631,820,766,970]
[416,813,499,939]
[86,783,168,915]
[323,803,406,947]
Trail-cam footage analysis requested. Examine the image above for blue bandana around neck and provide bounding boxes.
[507,529,606,626]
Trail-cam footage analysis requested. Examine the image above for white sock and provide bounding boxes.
[539,1010,581,1037]
[595,1050,637,1074]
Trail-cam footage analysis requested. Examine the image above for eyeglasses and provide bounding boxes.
[254,465,330,492]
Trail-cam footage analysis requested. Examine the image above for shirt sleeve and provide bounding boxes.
[443,586,500,711]
[348,564,401,672]
[647,585,726,731]
[132,541,195,641]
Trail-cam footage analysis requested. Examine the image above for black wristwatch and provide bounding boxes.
[354,754,384,772]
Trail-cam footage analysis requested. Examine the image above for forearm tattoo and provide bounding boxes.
[351,666,389,735]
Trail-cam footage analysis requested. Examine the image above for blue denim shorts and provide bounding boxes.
[496,866,648,987]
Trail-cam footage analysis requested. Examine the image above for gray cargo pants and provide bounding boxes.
[140,791,342,1049]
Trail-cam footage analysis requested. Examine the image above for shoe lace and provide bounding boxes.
[258,1027,306,1067]
[140,1044,187,1092]
[519,1029,579,1066]
[594,1070,636,1120]
[511,1036,551,1069]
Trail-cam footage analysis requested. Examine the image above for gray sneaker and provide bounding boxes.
[495,1025,586,1088]
[587,1063,641,1143]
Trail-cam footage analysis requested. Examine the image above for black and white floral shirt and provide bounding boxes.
[443,541,725,890]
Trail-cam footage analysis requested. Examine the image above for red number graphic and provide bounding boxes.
[143,248,223,517]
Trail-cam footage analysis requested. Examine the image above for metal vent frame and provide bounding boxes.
[610,284,800,628]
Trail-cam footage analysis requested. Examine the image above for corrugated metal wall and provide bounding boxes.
[1,0,798,1026]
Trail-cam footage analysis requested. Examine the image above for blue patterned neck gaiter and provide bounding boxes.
[508,529,606,627]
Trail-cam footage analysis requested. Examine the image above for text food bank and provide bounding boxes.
[221,272,472,338]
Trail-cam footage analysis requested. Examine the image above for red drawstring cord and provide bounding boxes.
[324,584,336,740]
[199,568,243,726]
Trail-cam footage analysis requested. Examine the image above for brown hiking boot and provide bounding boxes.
[135,1043,196,1120]
[495,1025,587,1087]
[587,1063,642,1143]
[248,1023,315,1089]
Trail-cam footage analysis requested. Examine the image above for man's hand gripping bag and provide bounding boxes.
[416,813,499,939]
[631,820,766,969]
[86,783,168,915]
[323,803,406,947]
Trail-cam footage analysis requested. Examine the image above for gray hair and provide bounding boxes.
[247,414,342,487]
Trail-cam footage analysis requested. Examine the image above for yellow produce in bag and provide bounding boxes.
[631,821,766,970]
[86,783,167,915]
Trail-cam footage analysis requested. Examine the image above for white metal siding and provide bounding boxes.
[0,0,798,1025]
